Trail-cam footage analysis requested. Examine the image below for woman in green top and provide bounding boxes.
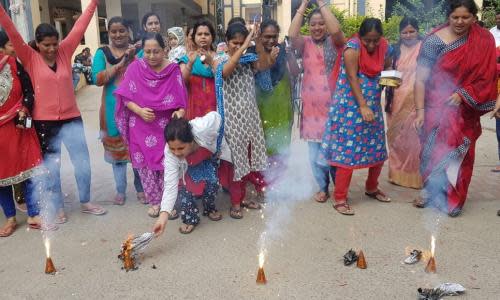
[92,17,145,206]
[252,19,296,181]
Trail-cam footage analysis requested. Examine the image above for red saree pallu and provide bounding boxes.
[420,24,497,212]
[186,75,216,120]
[0,56,42,186]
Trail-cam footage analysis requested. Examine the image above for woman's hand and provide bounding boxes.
[359,105,374,122]
[242,26,256,51]
[198,48,214,66]
[270,46,280,61]
[414,109,425,131]
[152,212,168,238]
[138,107,155,122]
[447,92,462,106]
[15,110,26,129]
[491,95,500,119]
[172,109,185,119]
[300,0,310,8]
[187,50,197,63]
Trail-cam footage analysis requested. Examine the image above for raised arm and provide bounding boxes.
[316,0,345,47]
[288,0,309,53]
[0,5,35,66]
[60,0,99,54]
[219,28,255,79]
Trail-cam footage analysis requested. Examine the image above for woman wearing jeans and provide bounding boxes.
[288,0,344,203]
[0,0,106,223]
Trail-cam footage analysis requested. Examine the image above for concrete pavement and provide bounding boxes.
[0,86,499,299]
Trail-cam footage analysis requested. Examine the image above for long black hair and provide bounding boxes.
[225,23,249,41]
[0,30,9,48]
[164,117,194,143]
[391,17,421,64]
[446,0,478,17]
[192,20,216,50]
[141,12,161,30]
[359,18,383,37]
[35,23,59,43]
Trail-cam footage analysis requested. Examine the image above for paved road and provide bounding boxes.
[1,86,499,299]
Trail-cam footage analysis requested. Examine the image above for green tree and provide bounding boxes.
[392,0,447,32]
[482,0,500,28]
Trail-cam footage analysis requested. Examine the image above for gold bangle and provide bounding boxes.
[296,10,305,17]
[416,108,424,110]
[319,3,328,9]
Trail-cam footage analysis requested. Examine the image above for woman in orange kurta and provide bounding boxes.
[386,17,423,189]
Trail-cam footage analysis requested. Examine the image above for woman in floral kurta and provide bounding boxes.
[321,18,391,215]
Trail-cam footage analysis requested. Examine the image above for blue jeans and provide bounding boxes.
[308,142,336,193]
[34,117,91,210]
[112,163,144,194]
[496,118,500,161]
[0,180,40,218]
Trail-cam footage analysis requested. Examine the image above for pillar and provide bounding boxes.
[105,0,122,18]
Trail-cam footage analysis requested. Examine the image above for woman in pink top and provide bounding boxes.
[0,0,106,222]
[288,0,344,203]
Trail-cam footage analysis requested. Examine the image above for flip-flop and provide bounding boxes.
[365,190,391,202]
[81,204,107,215]
[241,200,262,210]
[113,194,126,206]
[55,214,68,224]
[0,222,17,237]
[333,202,355,215]
[229,207,243,219]
[207,211,222,221]
[179,224,196,234]
[168,209,179,220]
[28,223,58,231]
[136,192,149,204]
[314,191,329,203]
[147,206,160,218]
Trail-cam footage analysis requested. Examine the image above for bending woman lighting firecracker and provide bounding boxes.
[153,112,231,235]
[413,0,497,217]
[0,0,106,222]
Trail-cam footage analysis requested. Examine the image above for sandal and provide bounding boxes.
[413,196,427,208]
[241,200,262,210]
[207,211,222,221]
[136,192,148,204]
[0,221,17,237]
[179,224,196,234]
[229,207,243,219]
[113,194,126,206]
[168,209,179,220]
[147,206,160,218]
[28,222,58,231]
[365,190,391,202]
[81,203,107,215]
[333,201,355,215]
[314,191,329,203]
[55,214,67,224]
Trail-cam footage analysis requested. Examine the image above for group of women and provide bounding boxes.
[288,0,497,218]
[0,0,498,238]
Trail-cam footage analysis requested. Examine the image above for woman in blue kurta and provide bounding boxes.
[321,18,392,215]
[92,17,144,206]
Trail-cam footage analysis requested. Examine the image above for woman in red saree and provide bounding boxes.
[414,0,497,217]
[0,53,45,236]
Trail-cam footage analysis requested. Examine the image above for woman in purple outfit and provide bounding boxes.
[114,33,187,217]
